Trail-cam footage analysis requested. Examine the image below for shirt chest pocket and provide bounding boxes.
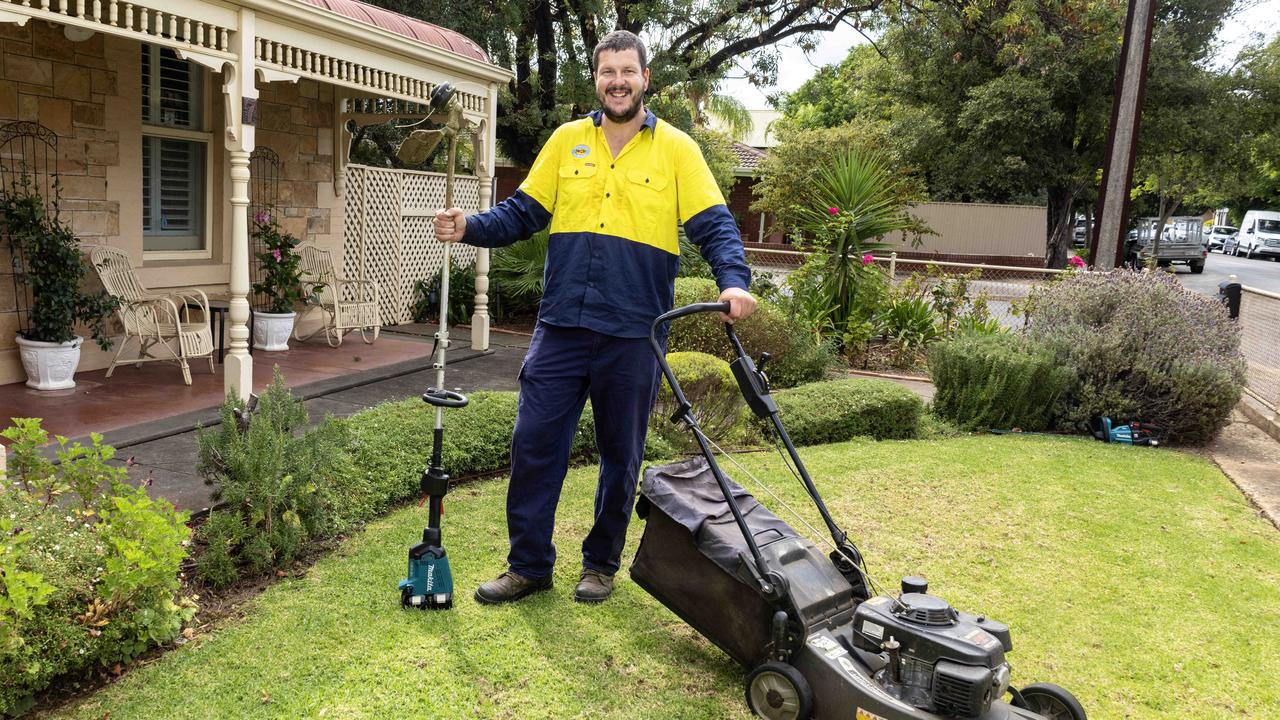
[625,169,670,230]
[557,164,598,215]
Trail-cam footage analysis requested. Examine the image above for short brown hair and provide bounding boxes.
[593,30,648,72]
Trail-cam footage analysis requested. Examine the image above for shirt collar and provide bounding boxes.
[589,109,658,133]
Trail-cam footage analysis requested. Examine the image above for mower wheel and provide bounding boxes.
[745,662,812,720]
[1014,682,1086,720]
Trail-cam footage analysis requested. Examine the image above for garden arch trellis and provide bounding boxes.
[0,120,60,340]
[249,146,281,312]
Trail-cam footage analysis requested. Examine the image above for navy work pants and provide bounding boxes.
[506,322,662,578]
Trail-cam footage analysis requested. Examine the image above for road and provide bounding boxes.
[1173,249,1280,297]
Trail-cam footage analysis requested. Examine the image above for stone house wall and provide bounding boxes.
[0,23,342,385]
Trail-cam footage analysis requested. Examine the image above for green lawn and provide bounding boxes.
[44,435,1280,719]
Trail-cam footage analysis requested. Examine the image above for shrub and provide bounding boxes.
[767,378,924,445]
[651,352,748,451]
[490,229,549,320]
[1024,269,1246,445]
[343,391,673,516]
[670,278,834,388]
[928,333,1072,431]
[195,371,354,587]
[1,418,192,716]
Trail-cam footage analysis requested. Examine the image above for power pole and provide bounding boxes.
[1092,0,1159,270]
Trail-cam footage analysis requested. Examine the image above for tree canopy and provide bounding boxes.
[776,0,1241,267]
[366,0,884,165]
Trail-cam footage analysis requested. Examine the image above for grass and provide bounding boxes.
[43,434,1280,719]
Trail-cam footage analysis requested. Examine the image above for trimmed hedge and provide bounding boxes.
[928,333,1072,432]
[652,351,748,451]
[670,278,833,388]
[768,378,924,445]
[342,391,674,517]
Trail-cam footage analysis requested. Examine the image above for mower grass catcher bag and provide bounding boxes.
[631,456,811,668]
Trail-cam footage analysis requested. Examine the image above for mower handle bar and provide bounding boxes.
[648,302,861,587]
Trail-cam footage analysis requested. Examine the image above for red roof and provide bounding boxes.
[298,0,489,63]
[730,141,767,170]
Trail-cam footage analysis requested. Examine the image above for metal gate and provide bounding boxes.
[343,164,481,325]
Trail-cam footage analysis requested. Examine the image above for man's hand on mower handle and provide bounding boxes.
[434,208,467,243]
[718,287,757,324]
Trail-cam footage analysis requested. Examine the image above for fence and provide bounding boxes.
[343,164,481,326]
[1239,286,1280,415]
[749,247,1066,328]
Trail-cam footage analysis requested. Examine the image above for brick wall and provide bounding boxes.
[0,22,122,362]
[0,22,120,243]
[255,80,335,244]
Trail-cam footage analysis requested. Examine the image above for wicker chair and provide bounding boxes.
[89,245,214,385]
[293,244,381,347]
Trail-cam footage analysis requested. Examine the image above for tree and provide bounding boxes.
[365,0,886,165]
[1220,36,1280,216]
[776,0,1239,268]
[1132,47,1238,253]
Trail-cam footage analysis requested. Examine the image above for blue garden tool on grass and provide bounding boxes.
[1090,416,1162,446]
[397,82,468,610]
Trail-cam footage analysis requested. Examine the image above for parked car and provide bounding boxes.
[1225,210,1280,259]
[1073,218,1089,248]
[1205,225,1238,252]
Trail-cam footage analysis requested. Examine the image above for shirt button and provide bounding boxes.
[574,170,579,175]
[599,223,605,228]
[610,164,615,169]
[606,192,611,198]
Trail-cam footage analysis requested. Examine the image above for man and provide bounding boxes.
[433,30,756,605]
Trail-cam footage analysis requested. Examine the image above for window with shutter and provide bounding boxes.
[141,44,209,253]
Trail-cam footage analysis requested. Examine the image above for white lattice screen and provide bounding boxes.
[343,165,481,325]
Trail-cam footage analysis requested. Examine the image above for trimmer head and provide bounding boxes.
[399,528,454,610]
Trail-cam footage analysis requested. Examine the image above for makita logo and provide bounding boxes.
[425,563,435,591]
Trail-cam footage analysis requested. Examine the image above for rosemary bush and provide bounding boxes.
[1024,270,1246,445]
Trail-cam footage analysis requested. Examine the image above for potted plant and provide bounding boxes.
[2,176,118,390]
[250,209,322,351]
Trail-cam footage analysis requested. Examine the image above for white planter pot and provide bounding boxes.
[16,335,83,390]
[253,311,296,351]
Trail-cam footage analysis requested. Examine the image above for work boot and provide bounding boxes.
[574,568,615,603]
[474,570,552,605]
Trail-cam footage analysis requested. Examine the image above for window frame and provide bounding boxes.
[141,43,215,260]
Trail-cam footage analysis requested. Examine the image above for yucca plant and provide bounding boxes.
[792,149,926,331]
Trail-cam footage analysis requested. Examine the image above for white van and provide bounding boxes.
[1234,210,1280,259]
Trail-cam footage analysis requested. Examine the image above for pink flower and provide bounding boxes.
[827,207,839,215]
[1068,255,1086,268]
[254,211,270,224]
[862,253,874,266]
[272,249,282,262]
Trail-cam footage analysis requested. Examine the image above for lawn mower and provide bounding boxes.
[630,302,1087,720]
[397,82,469,610]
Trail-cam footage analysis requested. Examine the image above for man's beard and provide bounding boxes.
[599,87,643,123]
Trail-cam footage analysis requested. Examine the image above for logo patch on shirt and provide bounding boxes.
[570,144,590,159]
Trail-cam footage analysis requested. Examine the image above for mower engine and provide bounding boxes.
[852,578,1013,718]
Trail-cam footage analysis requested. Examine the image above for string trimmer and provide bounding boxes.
[398,82,469,610]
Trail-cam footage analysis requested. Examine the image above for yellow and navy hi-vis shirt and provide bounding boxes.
[464,109,751,338]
